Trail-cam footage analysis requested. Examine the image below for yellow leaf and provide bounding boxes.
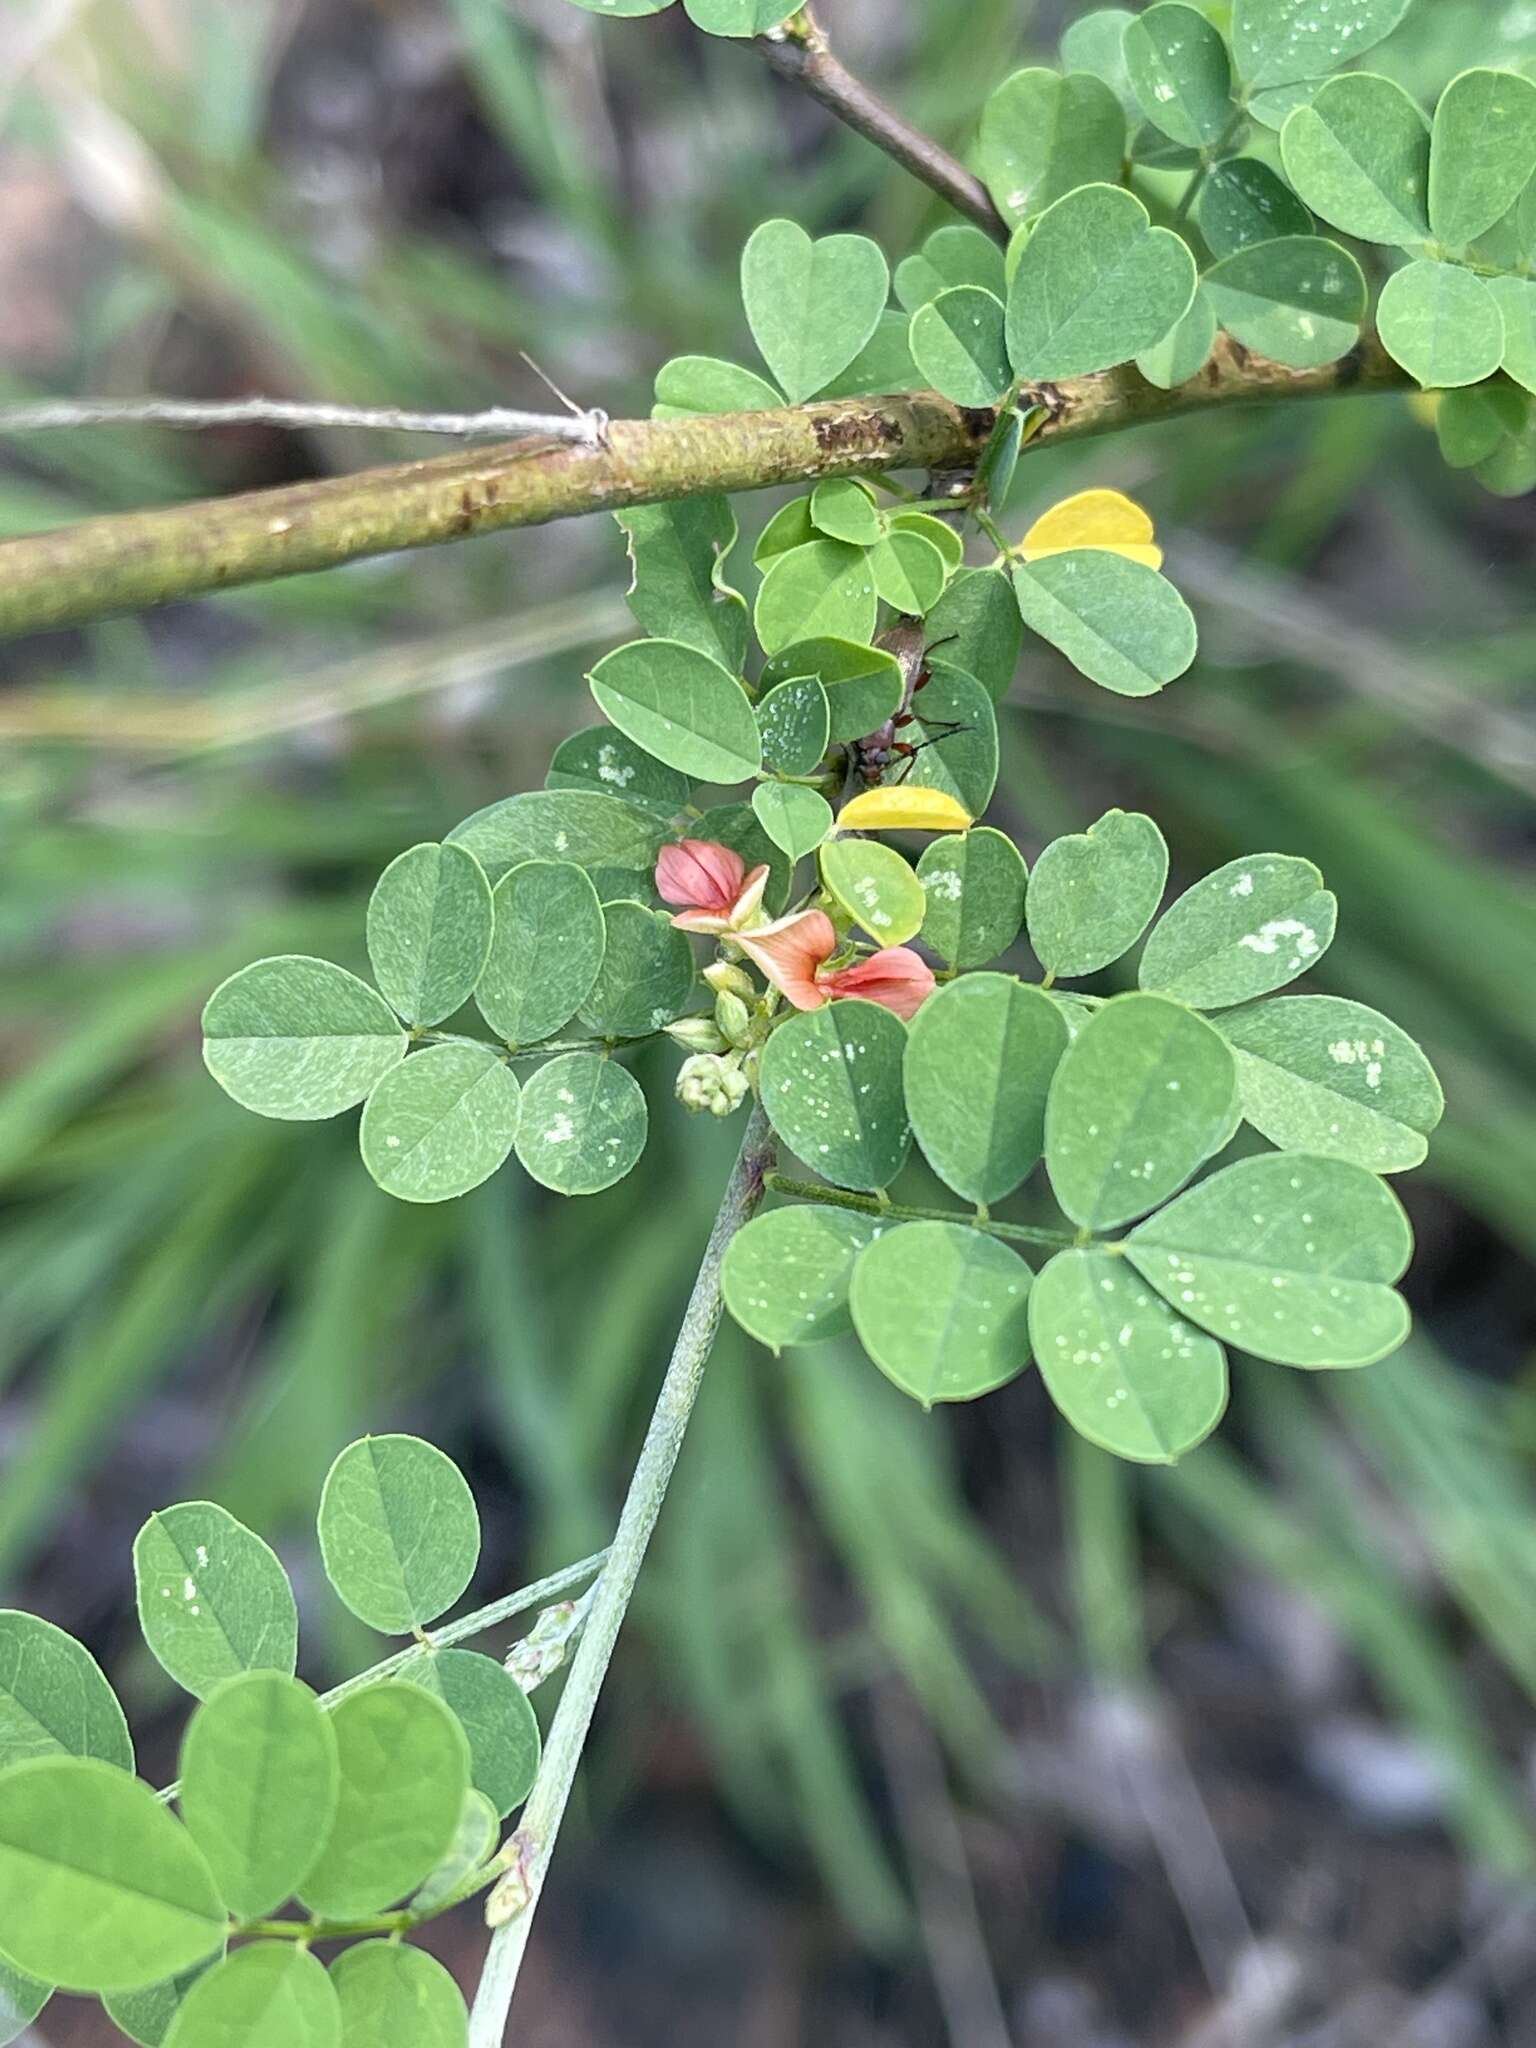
[1407,390,1441,427]
[1018,488,1164,571]
[835,787,974,835]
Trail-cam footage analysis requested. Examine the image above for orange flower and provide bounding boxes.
[655,839,770,935]
[738,910,935,1021]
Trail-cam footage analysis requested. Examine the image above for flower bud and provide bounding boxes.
[703,960,755,999]
[714,990,753,1048]
[665,1015,728,1055]
[675,1052,750,1117]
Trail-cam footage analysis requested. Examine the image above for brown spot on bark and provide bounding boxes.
[812,409,901,454]
[957,406,997,441]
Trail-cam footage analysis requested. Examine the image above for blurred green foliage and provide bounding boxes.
[1,0,1534,1942]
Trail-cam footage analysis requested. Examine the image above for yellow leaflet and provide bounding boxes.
[835,787,974,835]
[1018,488,1164,571]
[1407,391,1441,428]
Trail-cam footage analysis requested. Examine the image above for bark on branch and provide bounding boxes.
[0,339,1407,640]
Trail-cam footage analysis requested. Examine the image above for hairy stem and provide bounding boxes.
[754,13,1008,243]
[0,343,1407,638]
[763,1173,1077,1249]
[469,1104,776,2044]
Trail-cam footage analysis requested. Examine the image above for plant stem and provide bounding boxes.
[754,12,1009,243]
[0,345,1408,638]
[468,1105,777,2044]
[763,1172,1077,1249]
[0,396,605,444]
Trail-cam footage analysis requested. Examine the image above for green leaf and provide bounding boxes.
[900,663,1000,817]
[894,226,1006,313]
[397,1648,540,1818]
[0,1612,132,1772]
[329,1942,467,2048]
[476,861,607,1047]
[916,828,1027,969]
[1139,852,1337,1007]
[202,958,406,1122]
[761,636,904,738]
[359,1044,520,1203]
[1216,994,1443,1172]
[1279,73,1430,245]
[904,976,1067,1204]
[756,675,831,777]
[753,497,817,566]
[813,310,921,398]
[819,839,926,945]
[809,479,884,547]
[133,1503,297,1700]
[1203,235,1366,369]
[514,1052,649,1194]
[740,220,889,403]
[178,1674,338,1920]
[1124,3,1234,147]
[1125,1152,1412,1367]
[976,404,1026,511]
[1196,158,1315,256]
[0,1959,48,2046]
[1012,552,1198,697]
[1429,67,1536,249]
[588,639,760,783]
[1248,78,1322,129]
[0,1758,224,1992]
[447,790,666,887]
[754,541,878,655]
[1435,378,1530,464]
[298,1683,469,1917]
[849,1222,1033,1407]
[1061,10,1138,111]
[1488,277,1536,396]
[682,0,794,32]
[759,1000,911,1193]
[925,567,1022,703]
[1026,809,1169,978]
[1475,409,1536,495]
[408,1790,498,1913]
[1378,258,1506,388]
[867,529,950,615]
[317,1436,480,1635]
[908,287,1011,405]
[1135,287,1217,387]
[977,69,1126,227]
[1005,184,1197,380]
[1030,1250,1228,1463]
[752,782,833,861]
[614,495,749,672]
[546,726,692,823]
[1044,993,1238,1231]
[107,1960,221,2048]
[722,1206,883,1350]
[652,355,783,417]
[579,899,696,1037]
[164,1945,338,2048]
[1130,121,1202,168]
[365,844,492,1031]
[1231,0,1410,88]
[890,511,964,572]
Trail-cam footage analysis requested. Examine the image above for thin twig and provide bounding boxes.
[764,1172,1078,1249]
[754,12,1009,244]
[0,395,608,445]
[469,1104,777,2043]
[0,344,1408,639]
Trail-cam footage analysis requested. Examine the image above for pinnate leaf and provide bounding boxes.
[515,1052,649,1195]
[0,1758,224,1992]
[1031,1250,1228,1463]
[178,1674,338,1920]
[850,1222,1032,1407]
[134,1503,297,1700]
[1125,1152,1412,1367]
[1139,852,1336,1007]
[759,1001,911,1194]
[365,843,492,1030]
[1044,993,1237,1231]
[318,1435,480,1635]
[202,958,405,1122]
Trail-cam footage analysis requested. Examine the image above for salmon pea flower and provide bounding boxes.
[738,909,935,1022]
[655,839,771,934]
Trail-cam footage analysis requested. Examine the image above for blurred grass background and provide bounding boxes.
[2,1,1535,2041]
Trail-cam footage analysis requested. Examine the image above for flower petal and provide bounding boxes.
[738,910,838,1011]
[822,947,936,1021]
[670,909,732,934]
[656,838,745,914]
[727,864,772,930]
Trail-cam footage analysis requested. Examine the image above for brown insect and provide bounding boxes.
[848,615,967,788]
